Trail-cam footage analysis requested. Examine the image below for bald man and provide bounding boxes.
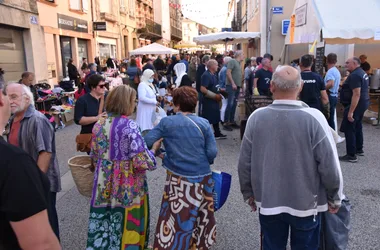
[200,59,226,139]
[238,65,343,249]
[253,58,273,96]
[339,57,370,163]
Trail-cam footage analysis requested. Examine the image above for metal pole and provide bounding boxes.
[266,4,273,54]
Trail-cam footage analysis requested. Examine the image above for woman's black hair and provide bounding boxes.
[87,74,104,90]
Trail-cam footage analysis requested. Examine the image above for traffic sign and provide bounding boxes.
[282,19,290,35]
[273,6,283,14]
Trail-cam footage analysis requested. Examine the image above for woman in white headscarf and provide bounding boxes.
[174,62,192,87]
[136,69,159,131]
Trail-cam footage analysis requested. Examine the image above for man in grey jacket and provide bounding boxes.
[238,65,344,249]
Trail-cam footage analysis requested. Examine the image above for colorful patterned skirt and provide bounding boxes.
[86,194,150,250]
[153,172,216,250]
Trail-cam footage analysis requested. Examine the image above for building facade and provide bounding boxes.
[169,0,182,47]
[0,0,48,82]
[181,18,198,46]
[236,0,296,65]
[153,0,171,47]
[37,0,94,83]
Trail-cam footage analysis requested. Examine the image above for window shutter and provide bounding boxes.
[82,0,88,12]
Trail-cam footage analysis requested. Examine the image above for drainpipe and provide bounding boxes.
[266,0,272,54]
[260,0,267,55]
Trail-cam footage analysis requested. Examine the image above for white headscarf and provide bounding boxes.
[174,63,187,87]
[141,69,155,83]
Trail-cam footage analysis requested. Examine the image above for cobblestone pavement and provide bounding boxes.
[56,121,380,250]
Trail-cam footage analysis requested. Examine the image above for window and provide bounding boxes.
[129,0,135,17]
[69,0,88,12]
[69,0,81,10]
[100,0,111,13]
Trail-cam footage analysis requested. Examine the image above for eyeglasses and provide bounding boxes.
[98,84,106,89]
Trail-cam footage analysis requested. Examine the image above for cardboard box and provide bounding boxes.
[62,110,74,124]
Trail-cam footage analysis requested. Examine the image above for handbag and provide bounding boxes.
[76,134,92,152]
[184,115,232,211]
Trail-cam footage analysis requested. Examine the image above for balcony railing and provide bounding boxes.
[171,26,182,40]
[145,18,162,36]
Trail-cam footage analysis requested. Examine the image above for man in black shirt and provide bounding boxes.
[0,79,60,250]
[299,54,330,117]
[339,57,370,163]
[142,58,156,73]
[359,54,371,74]
[253,58,273,96]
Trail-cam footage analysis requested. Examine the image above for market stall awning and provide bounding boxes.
[193,32,261,45]
[285,0,380,45]
[174,43,199,49]
[129,43,179,55]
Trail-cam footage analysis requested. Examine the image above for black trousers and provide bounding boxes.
[213,123,221,135]
[48,192,60,241]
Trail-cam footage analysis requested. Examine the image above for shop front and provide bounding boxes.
[0,2,48,82]
[97,37,117,67]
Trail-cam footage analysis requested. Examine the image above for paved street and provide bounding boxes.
[56,121,380,250]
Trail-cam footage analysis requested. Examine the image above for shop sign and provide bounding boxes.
[273,7,283,14]
[295,4,307,27]
[57,14,88,33]
[374,29,380,40]
[93,22,107,31]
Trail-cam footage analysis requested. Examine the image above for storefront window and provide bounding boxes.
[0,26,26,82]
[78,39,88,67]
[99,43,110,66]
[60,37,72,78]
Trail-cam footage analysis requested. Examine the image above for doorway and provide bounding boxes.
[60,36,72,78]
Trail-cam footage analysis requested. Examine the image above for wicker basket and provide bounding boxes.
[68,155,94,198]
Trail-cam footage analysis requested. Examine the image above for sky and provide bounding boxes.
[180,0,232,29]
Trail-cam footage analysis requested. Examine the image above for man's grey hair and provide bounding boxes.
[272,66,302,90]
[202,55,210,64]
[223,56,232,64]
[353,57,361,65]
[250,57,256,61]
[8,82,35,106]
[234,50,243,58]
[0,79,4,91]
[207,59,218,68]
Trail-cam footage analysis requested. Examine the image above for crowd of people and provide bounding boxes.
[0,46,372,250]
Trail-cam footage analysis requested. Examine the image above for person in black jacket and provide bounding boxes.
[154,56,166,71]
[68,59,80,86]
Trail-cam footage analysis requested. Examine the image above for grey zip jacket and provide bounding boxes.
[238,100,344,217]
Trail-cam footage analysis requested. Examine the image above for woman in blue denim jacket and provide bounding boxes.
[144,86,217,250]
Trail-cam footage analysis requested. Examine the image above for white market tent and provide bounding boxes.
[129,43,179,55]
[285,0,380,45]
[193,32,261,46]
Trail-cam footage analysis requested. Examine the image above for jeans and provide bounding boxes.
[224,85,240,123]
[48,192,60,240]
[259,213,321,250]
[340,105,366,156]
[328,95,338,130]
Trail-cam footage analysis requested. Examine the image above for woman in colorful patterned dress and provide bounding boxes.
[86,85,162,250]
[144,86,218,250]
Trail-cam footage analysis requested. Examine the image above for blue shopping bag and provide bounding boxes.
[212,170,232,211]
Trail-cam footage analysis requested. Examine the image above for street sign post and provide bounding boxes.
[273,6,283,14]
[282,19,290,35]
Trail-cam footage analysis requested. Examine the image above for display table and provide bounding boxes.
[369,93,380,126]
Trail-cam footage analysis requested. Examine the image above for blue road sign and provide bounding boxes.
[273,6,283,14]
[282,19,290,35]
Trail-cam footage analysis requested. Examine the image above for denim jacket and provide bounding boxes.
[218,65,227,88]
[144,113,218,178]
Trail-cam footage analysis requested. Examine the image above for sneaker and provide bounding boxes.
[336,136,345,144]
[215,133,227,140]
[230,122,240,129]
[356,150,364,156]
[223,125,233,131]
[339,154,358,163]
